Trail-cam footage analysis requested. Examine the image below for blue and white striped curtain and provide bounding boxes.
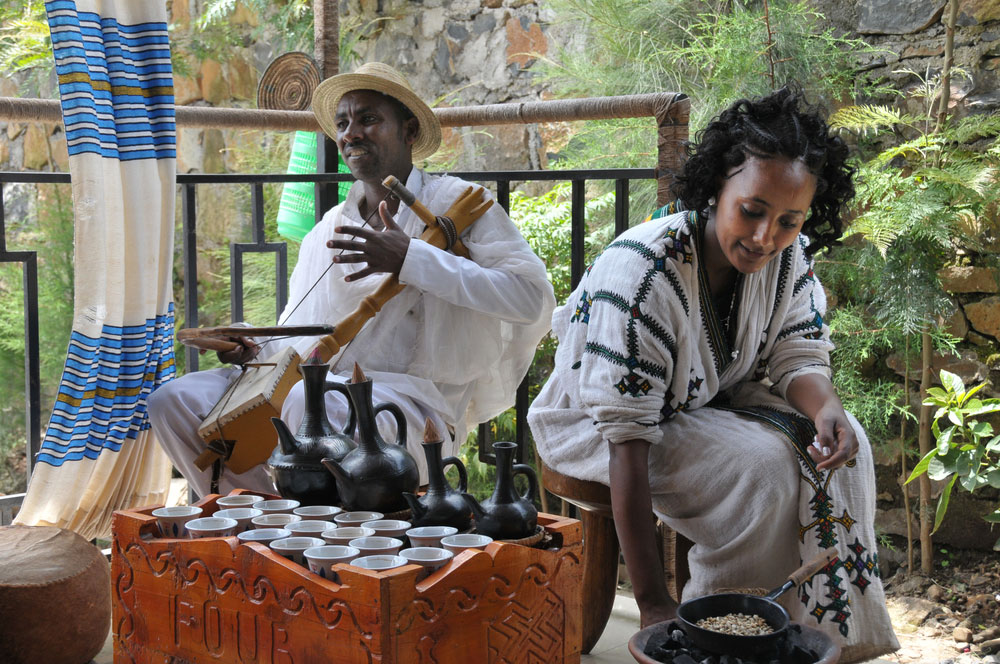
[15,0,177,539]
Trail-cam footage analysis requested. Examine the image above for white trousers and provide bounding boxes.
[147,368,452,498]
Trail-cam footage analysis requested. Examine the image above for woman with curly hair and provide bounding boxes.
[528,87,898,661]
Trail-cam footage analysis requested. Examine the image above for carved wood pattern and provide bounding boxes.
[112,499,582,664]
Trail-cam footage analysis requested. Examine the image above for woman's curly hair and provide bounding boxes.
[672,86,854,256]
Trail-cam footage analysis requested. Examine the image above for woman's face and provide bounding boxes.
[709,155,818,274]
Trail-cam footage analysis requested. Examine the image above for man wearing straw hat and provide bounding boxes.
[148,63,556,496]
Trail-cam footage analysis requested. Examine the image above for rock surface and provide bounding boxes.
[858,0,946,34]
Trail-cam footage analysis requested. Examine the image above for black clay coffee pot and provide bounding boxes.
[462,441,538,540]
[321,364,419,513]
[267,356,356,505]
[402,418,473,531]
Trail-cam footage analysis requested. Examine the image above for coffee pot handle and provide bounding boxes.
[324,381,357,437]
[373,401,407,447]
[441,456,468,492]
[512,463,538,503]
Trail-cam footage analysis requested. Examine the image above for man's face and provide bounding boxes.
[334,90,418,184]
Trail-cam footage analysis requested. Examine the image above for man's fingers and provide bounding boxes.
[328,236,371,248]
[345,267,376,282]
[332,252,367,264]
[332,225,376,240]
[378,200,398,229]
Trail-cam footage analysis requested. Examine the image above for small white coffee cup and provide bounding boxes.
[293,505,343,521]
[362,519,411,538]
[322,526,376,547]
[251,513,302,529]
[152,505,203,538]
[252,499,300,515]
[215,494,263,509]
[348,536,403,557]
[334,510,384,526]
[213,507,263,533]
[351,554,408,571]
[237,528,291,546]
[405,525,458,548]
[304,545,360,581]
[269,536,326,566]
[441,533,493,555]
[186,516,239,538]
[285,520,336,537]
[399,547,454,575]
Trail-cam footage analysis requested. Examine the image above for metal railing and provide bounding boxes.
[0,90,689,491]
[1,166,655,475]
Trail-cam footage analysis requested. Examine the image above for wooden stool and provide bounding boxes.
[540,461,692,654]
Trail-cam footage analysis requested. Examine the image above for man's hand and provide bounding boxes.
[327,200,411,281]
[213,338,259,365]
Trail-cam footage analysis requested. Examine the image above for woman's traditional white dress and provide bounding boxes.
[528,208,898,662]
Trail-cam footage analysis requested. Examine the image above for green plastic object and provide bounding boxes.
[276,131,352,242]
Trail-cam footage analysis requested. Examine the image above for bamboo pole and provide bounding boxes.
[0,93,688,131]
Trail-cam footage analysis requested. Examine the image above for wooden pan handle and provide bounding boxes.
[787,546,839,588]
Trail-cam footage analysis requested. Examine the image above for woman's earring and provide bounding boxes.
[708,196,717,207]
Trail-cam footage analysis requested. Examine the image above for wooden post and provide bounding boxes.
[314,0,341,218]
[654,94,689,207]
[313,0,339,78]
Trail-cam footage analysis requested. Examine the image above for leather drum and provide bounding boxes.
[0,525,111,664]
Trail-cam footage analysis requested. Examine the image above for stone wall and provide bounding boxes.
[811,0,1000,117]
[339,0,565,171]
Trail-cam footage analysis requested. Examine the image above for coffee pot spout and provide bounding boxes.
[321,457,350,487]
[270,417,299,456]
[401,492,426,519]
[461,492,486,521]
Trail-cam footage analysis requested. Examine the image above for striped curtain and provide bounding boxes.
[15,0,176,539]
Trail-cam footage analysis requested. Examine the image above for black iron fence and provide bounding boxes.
[1,166,655,482]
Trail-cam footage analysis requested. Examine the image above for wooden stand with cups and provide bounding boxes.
[112,488,582,663]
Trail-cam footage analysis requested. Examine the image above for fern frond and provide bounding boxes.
[195,0,239,28]
[829,105,911,134]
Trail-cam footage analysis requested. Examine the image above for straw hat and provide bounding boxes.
[312,62,442,160]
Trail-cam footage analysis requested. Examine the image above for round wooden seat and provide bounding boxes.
[0,525,110,664]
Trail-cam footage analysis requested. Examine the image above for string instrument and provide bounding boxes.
[178,176,494,475]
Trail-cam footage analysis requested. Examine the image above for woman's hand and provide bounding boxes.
[327,200,411,281]
[640,601,678,629]
[808,402,858,471]
[786,373,858,471]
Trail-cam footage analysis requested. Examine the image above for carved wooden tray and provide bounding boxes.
[111,493,582,664]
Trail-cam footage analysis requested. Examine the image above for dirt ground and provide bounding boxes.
[617,544,1000,663]
[876,546,1000,664]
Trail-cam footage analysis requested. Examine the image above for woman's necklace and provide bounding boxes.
[717,274,743,360]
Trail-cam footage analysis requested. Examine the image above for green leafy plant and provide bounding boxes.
[906,369,1000,546]
[0,1,53,94]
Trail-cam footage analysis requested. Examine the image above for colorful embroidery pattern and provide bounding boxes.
[711,405,881,639]
[579,227,693,398]
[661,375,703,419]
[570,290,592,324]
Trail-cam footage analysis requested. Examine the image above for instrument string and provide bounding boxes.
[206,188,396,475]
